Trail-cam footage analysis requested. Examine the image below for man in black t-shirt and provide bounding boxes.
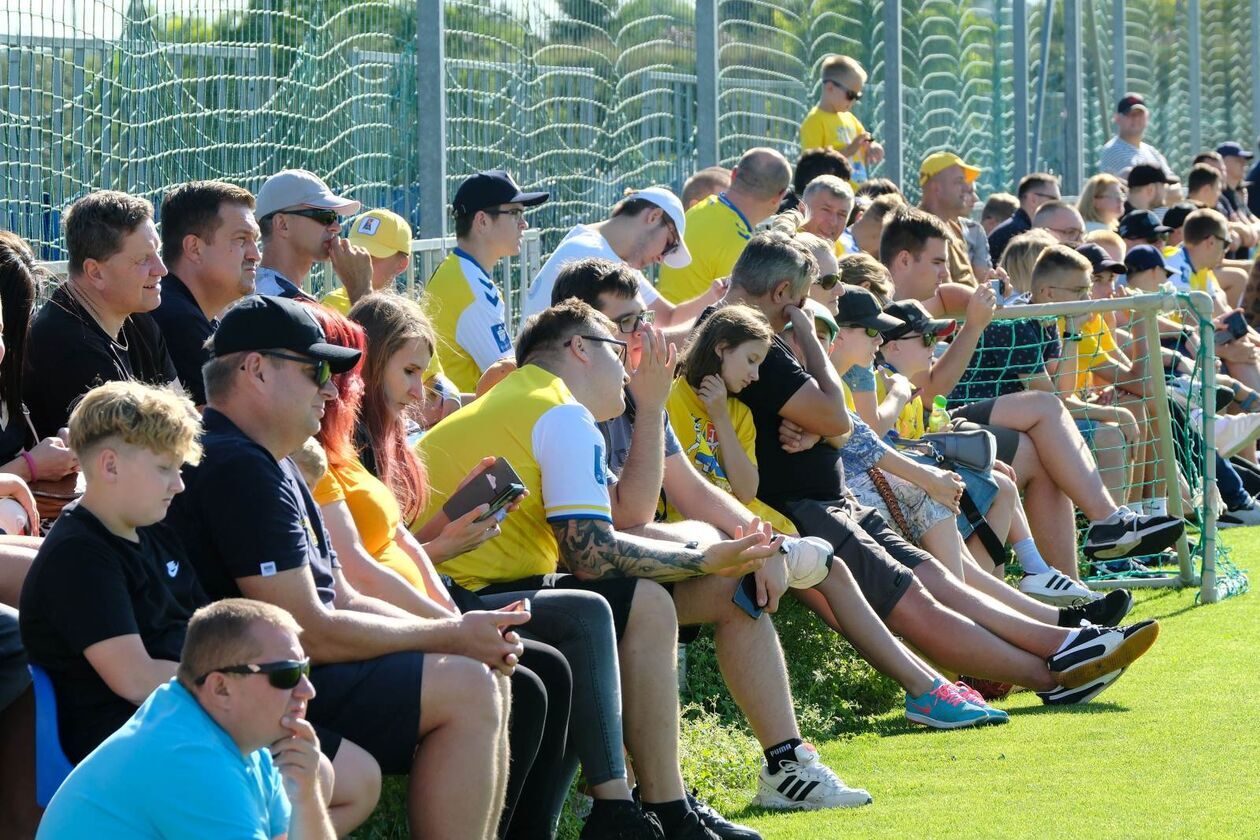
[24,191,179,437]
[18,381,206,762]
[165,296,521,840]
[721,230,1163,706]
[152,181,261,405]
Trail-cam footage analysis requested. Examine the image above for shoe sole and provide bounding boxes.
[1050,622,1159,689]
[751,793,873,811]
[1020,589,1095,607]
[1039,668,1125,705]
[905,710,993,729]
[1083,520,1184,560]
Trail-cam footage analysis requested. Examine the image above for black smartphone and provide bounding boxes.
[1224,310,1249,339]
[731,572,763,619]
[442,457,525,522]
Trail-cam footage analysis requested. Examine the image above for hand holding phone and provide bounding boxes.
[442,457,526,523]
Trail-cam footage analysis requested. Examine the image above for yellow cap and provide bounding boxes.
[918,152,981,186]
[347,208,412,258]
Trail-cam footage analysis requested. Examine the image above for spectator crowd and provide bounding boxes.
[5,52,1260,840]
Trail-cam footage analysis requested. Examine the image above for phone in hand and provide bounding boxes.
[442,457,526,523]
[731,572,763,619]
[1217,310,1249,344]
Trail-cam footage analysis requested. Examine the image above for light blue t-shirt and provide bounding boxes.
[37,680,291,839]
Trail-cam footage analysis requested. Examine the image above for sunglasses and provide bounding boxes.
[824,78,861,101]
[613,309,655,335]
[258,350,332,387]
[564,334,628,364]
[195,658,311,690]
[660,219,681,258]
[894,332,937,347]
[485,207,526,219]
[815,273,841,290]
[841,324,880,338]
[280,207,339,227]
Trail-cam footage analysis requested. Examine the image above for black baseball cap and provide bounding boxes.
[1216,141,1254,160]
[1118,209,1171,241]
[210,296,362,373]
[1075,243,1126,275]
[879,299,957,341]
[834,286,904,332]
[1127,163,1177,188]
[1124,245,1174,277]
[1116,93,1148,115]
[1161,202,1199,231]
[451,170,549,217]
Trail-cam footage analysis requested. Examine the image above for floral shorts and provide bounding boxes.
[848,470,954,544]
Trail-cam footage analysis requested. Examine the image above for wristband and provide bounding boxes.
[20,451,37,482]
[1060,333,1084,343]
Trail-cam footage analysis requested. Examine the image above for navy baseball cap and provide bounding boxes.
[1128,163,1177,188]
[210,296,362,373]
[1118,210,1172,240]
[880,299,957,341]
[1161,202,1200,231]
[1216,141,1255,160]
[835,286,903,331]
[1116,93,1148,115]
[1124,245,1174,277]
[1076,243,1126,275]
[451,170,549,217]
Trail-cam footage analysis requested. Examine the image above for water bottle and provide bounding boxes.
[927,395,951,433]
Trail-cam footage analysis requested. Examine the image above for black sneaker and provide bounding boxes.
[1082,508,1183,560]
[665,809,721,840]
[1046,620,1160,689]
[1058,589,1133,628]
[687,790,762,840]
[1037,667,1126,704]
[581,800,667,840]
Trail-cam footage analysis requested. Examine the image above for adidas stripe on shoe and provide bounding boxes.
[1047,620,1159,689]
[1018,571,1098,606]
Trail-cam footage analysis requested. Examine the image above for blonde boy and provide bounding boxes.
[800,55,885,183]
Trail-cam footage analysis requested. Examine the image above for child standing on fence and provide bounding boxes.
[799,55,884,185]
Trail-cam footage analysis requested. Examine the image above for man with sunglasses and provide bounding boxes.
[38,599,335,839]
[426,170,550,396]
[987,173,1061,263]
[169,297,525,840]
[252,169,372,303]
[522,187,721,333]
[800,54,883,185]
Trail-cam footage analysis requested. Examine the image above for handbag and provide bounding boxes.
[898,429,996,473]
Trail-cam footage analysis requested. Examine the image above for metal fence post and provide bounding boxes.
[1112,0,1126,103]
[883,0,903,187]
[1253,0,1260,143]
[1063,0,1083,189]
[1030,0,1054,172]
[416,0,447,239]
[695,0,720,168]
[1188,0,1202,157]
[1013,0,1029,179]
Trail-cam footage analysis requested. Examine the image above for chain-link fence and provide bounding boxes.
[1,0,1257,259]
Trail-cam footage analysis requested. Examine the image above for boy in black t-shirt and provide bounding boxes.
[19,381,205,761]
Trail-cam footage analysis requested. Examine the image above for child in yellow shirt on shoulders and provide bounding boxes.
[799,55,884,184]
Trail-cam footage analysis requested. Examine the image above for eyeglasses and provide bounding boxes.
[257,350,332,387]
[564,334,628,364]
[1045,226,1086,241]
[815,273,841,290]
[824,79,861,101]
[1214,235,1231,248]
[840,324,880,338]
[660,219,681,258]
[894,332,937,347]
[195,658,311,690]
[485,207,526,219]
[1031,192,1061,201]
[612,308,655,335]
[279,208,339,227]
[1046,285,1091,296]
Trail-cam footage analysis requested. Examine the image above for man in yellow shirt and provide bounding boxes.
[799,54,884,183]
[918,152,982,287]
[655,148,791,304]
[425,170,548,394]
[320,208,412,314]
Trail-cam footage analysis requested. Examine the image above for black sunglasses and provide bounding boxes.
[824,78,861,101]
[258,350,332,387]
[660,219,681,258]
[840,324,880,337]
[815,273,841,290]
[894,332,937,347]
[195,658,311,690]
[279,207,339,227]
[564,334,628,364]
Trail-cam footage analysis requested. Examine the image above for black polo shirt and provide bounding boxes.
[150,274,215,405]
[986,207,1031,264]
[166,408,339,605]
[18,502,206,762]
[24,284,179,437]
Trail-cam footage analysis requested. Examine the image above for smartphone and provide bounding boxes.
[1224,310,1249,339]
[502,598,531,614]
[442,457,525,523]
[731,572,763,620]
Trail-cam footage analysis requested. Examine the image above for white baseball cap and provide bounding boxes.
[629,186,692,269]
[255,169,362,219]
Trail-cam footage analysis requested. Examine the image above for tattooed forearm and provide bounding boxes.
[552,518,707,582]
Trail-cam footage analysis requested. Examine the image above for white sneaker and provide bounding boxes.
[780,536,832,589]
[751,742,872,811]
[1017,571,1099,606]
[1218,499,1260,528]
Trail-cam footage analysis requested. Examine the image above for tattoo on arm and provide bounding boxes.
[552,518,706,582]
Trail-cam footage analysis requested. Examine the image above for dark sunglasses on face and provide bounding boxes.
[815,273,841,290]
[195,658,311,690]
[660,220,681,258]
[824,78,861,101]
[564,334,628,364]
[841,324,880,338]
[485,207,526,219]
[895,332,937,347]
[280,208,339,227]
[257,351,332,387]
[613,309,656,334]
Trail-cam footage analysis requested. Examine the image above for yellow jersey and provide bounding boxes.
[799,106,870,182]
[656,194,753,304]
[416,364,614,590]
[1056,313,1118,396]
[874,373,925,440]
[423,249,514,393]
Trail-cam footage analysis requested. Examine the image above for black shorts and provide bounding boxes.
[948,400,1021,464]
[783,497,932,619]
[309,651,425,774]
[478,574,644,641]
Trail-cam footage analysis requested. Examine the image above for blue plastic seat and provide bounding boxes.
[27,664,74,806]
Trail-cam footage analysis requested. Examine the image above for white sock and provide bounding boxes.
[1148,497,1168,516]
[1053,628,1082,655]
[1012,537,1052,575]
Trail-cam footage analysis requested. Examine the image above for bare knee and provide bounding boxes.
[423,655,504,731]
[627,579,679,637]
[330,739,383,824]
